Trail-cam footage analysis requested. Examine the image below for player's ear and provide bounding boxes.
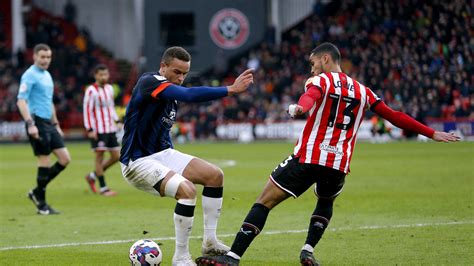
[322,54,330,65]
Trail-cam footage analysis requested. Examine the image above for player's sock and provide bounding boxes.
[46,162,66,185]
[202,187,223,243]
[230,203,270,257]
[97,175,107,189]
[304,198,333,248]
[173,198,196,258]
[34,167,50,203]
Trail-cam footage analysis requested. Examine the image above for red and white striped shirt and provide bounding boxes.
[293,72,380,173]
[83,83,119,134]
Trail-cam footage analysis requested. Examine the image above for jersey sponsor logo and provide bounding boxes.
[169,110,176,120]
[209,8,249,49]
[319,143,343,156]
[161,108,177,127]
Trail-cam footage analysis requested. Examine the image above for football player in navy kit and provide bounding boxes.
[120,46,253,266]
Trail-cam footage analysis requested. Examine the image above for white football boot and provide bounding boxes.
[172,254,196,266]
[201,239,230,256]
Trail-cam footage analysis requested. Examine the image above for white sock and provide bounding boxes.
[173,198,196,258]
[302,244,314,253]
[202,195,223,243]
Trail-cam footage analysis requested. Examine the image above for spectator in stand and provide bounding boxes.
[64,0,77,23]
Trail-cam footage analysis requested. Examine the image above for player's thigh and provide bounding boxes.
[94,150,105,161]
[313,165,346,199]
[152,148,195,175]
[270,155,317,198]
[120,155,172,196]
[109,149,120,161]
[182,157,223,186]
[52,147,71,165]
[255,179,290,209]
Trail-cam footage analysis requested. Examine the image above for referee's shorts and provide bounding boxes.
[27,116,65,156]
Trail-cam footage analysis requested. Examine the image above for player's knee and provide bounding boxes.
[207,166,224,186]
[59,155,71,166]
[176,180,196,199]
[110,151,120,162]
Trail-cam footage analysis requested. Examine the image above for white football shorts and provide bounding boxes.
[120,148,194,196]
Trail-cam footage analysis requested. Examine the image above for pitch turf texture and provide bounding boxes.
[0,141,472,265]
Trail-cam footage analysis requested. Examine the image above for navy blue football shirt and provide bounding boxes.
[120,72,228,165]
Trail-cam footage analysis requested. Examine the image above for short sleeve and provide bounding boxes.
[17,72,35,100]
[365,87,381,109]
[306,75,326,95]
[140,74,173,99]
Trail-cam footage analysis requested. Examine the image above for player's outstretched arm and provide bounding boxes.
[373,101,461,142]
[227,69,254,95]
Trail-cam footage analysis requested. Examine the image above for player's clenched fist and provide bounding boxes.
[288,104,304,118]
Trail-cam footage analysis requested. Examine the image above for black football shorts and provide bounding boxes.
[90,133,120,151]
[270,154,346,199]
[27,116,65,156]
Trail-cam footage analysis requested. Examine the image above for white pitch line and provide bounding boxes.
[0,220,472,251]
[215,160,237,168]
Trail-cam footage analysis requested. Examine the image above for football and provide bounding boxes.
[129,239,162,266]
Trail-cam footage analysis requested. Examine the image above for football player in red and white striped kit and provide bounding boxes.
[83,64,121,196]
[196,43,460,266]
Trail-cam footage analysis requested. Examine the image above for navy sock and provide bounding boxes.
[97,175,106,188]
[305,199,333,247]
[202,186,223,198]
[230,203,270,257]
[46,162,66,185]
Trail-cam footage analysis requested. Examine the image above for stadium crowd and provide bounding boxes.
[0,0,472,139]
[0,3,127,128]
[182,0,472,139]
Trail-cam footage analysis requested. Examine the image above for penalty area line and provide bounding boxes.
[0,220,472,251]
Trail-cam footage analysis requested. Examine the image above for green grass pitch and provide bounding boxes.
[0,141,473,265]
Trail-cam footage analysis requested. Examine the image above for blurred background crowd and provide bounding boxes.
[0,0,472,139]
